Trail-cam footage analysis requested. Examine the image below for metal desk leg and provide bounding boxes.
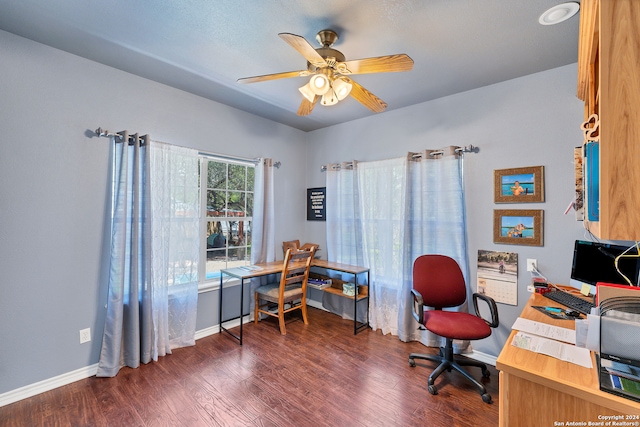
[353,271,370,335]
[219,273,224,334]
[353,271,358,335]
[239,278,244,345]
[219,273,245,345]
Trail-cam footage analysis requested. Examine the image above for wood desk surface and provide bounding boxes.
[221,259,370,279]
[220,261,284,279]
[496,292,640,416]
[309,258,370,275]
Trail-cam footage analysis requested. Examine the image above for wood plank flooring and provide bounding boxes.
[0,308,499,426]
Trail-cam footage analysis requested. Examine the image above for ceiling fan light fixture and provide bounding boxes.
[320,88,339,106]
[332,77,352,101]
[309,74,330,95]
[298,83,316,102]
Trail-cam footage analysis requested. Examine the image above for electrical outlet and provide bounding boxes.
[527,259,537,272]
[79,328,91,344]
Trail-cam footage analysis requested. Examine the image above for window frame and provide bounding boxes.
[198,155,256,291]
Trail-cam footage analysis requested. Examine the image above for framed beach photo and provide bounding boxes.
[493,209,543,246]
[494,166,544,203]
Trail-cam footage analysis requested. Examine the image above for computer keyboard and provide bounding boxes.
[542,289,595,315]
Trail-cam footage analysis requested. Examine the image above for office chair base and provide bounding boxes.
[408,346,492,404]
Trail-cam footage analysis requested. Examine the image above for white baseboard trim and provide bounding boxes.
[306,299,328,311]
[195,323,225,340]
[465,350,497,366]
[0,363,99,408]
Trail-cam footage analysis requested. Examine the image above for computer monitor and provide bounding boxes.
[570,240,640,294]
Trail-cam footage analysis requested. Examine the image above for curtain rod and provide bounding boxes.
[94,127,280,168]
[320,145,478,172]
[95,127,124,140]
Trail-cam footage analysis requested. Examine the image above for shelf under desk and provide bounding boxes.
[496,293,640,426]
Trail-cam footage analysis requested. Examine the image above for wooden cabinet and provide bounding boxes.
[577,0,640,240]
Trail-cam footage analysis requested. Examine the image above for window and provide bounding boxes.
[200,157,255,283]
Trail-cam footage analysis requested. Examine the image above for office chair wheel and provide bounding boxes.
[408,358,416,367]
[482,367,491,378]
[482,393,492,404]
[428,385,438,395]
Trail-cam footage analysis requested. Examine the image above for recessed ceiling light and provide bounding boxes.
[539,2,580,25]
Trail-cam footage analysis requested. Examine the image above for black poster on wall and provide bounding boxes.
[307,187,326,221]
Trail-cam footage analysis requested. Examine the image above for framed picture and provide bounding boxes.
[306,187,326,221]
[493,209,543,246]
[494,166,544,203]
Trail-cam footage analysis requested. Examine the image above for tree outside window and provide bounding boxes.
[201,159,254,281]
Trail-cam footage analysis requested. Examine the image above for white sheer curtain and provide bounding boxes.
[149,141,200,350]
[325,147,469,347]
[358,157,410,336]
[324,162,367,321]
[97,135,200,377]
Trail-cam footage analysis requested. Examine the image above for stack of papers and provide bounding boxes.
[511,317,593,368]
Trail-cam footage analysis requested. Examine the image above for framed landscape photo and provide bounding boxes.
[494,166,544,203]
[493,209,544,246]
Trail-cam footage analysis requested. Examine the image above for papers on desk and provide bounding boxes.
[511,317,593,368]
[512,317,576,344]
[222,265,266,278]
[511,332,593,368]
[238,265,263,271]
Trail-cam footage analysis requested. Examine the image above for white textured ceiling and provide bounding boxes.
[0,0,580,132]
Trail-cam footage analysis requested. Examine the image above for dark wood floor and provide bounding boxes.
[0,308,499,426]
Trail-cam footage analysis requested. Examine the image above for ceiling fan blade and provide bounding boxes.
[338,54,414,75]
[238,70,311,84]
[297,95,320,116]
[344,78,388,113]
[278,33,328,68]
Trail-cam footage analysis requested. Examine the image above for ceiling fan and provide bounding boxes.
[237,29,414,116]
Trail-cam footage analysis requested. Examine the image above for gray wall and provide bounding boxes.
[0,27,605,399]
[304,63,589,356]
[0,30,308,395]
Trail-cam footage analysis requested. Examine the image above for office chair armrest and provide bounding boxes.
[411,289,425,325]
[472,293,499,328]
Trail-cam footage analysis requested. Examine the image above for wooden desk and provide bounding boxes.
[309,259,370,334]
[218,261,283,345]
[219,259,370,344]
[496,293,640,426]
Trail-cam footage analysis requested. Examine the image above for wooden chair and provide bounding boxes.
[254,247,316,334]
[282,240,319,257]
[282,240,300,255]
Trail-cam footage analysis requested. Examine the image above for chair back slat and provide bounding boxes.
[284,275,304,286]
[279,247,315,296]
[283,240,301,255]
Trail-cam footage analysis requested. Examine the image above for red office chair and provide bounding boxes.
[408,255,499,404]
